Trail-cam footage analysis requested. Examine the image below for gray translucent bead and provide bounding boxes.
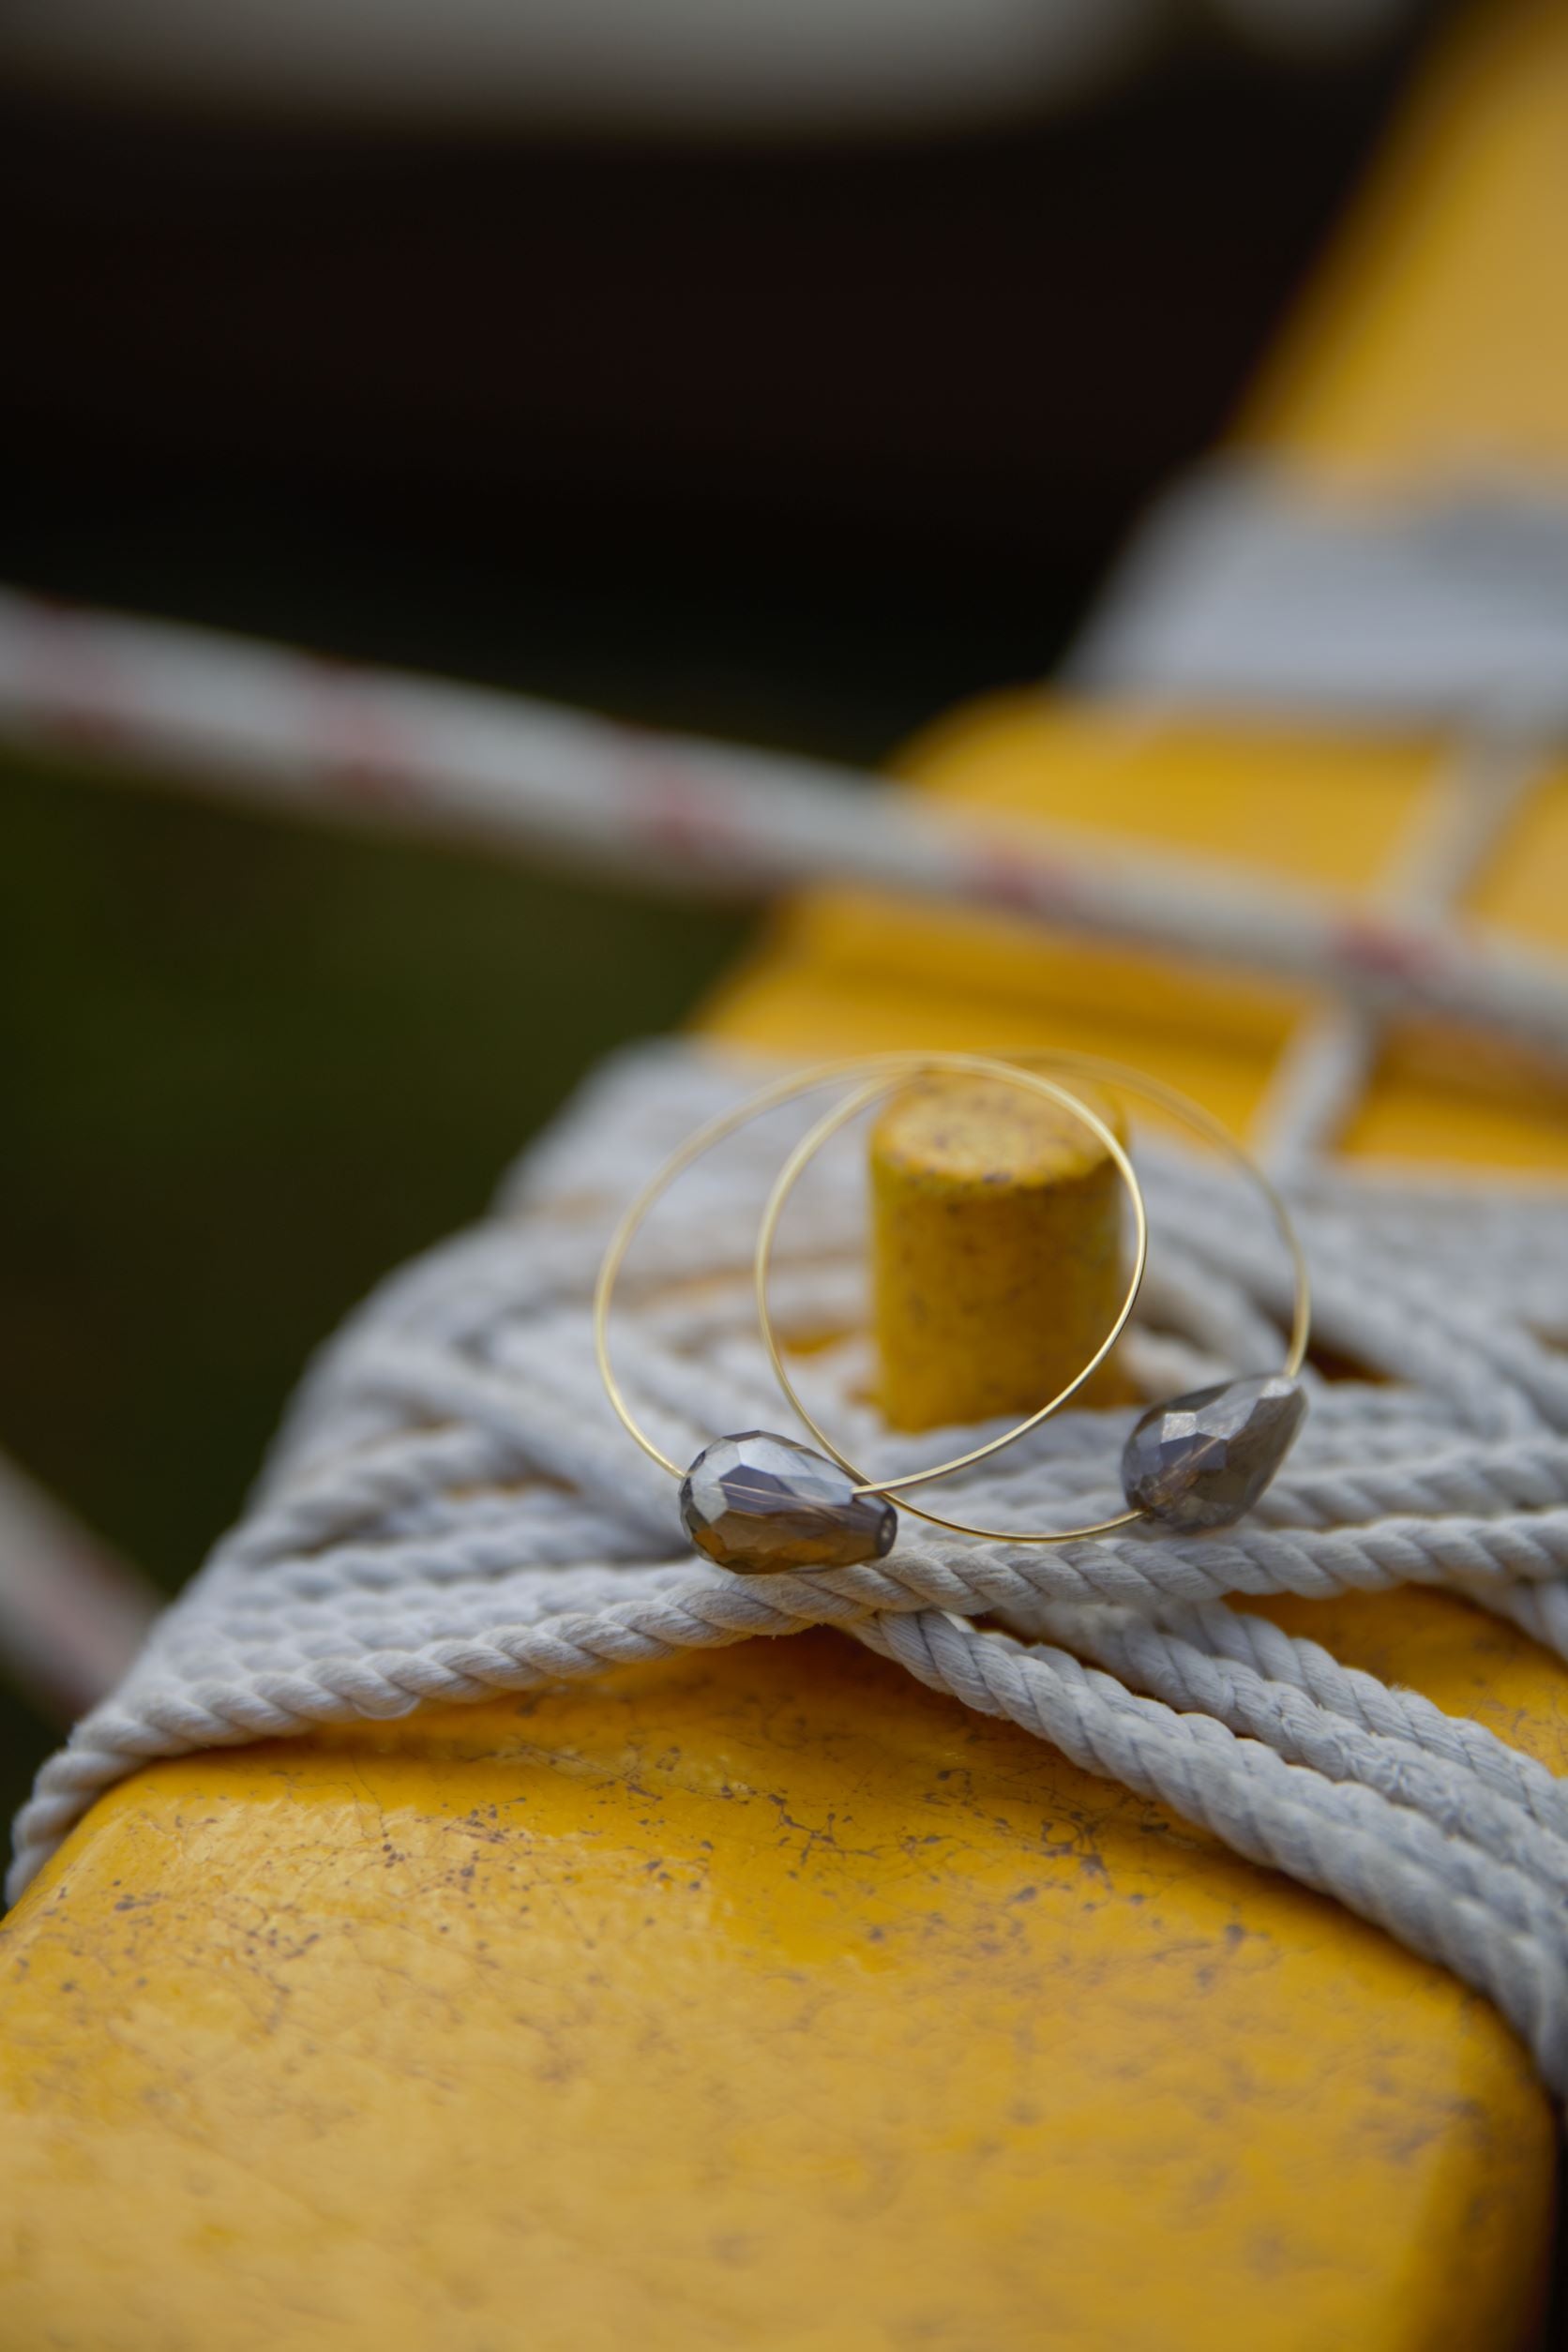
[1122,1374,1307,1531]
[680,1431,897,1575]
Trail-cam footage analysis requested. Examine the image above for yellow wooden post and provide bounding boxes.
[2,6,1568,2344]
[870,1073,1131,1430]
[2,716,1562,2351]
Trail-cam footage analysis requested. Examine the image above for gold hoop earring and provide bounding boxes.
[753,1049,1311,1548]
[595,1051,1149,1574]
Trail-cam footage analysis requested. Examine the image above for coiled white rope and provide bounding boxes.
[12,1038,1568,2089]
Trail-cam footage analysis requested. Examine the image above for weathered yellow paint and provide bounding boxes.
[2,1617,1560,2352]
[869,1074,1131,1430]
[5,7,1568,2343]
[3,713,1564,2351]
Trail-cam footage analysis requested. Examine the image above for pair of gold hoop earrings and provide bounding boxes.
[595,1051,1311,1576]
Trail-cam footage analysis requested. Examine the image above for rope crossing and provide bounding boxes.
[11,1042,1568,2088]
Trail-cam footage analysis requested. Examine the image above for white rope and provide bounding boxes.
[1250,727,1545,1170]
[1069,459,1568,728]
[863,1612,1568,2088]
[12,1039,1568,2092]
[3,584,1568,1070]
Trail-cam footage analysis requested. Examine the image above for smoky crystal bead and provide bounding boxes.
[680,1430,898,1575]
[1122,1374,1307,1532]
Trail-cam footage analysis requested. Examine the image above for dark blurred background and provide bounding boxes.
[0,1,1442,1817]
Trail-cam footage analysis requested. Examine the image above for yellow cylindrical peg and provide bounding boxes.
[870,1072,1133,1432]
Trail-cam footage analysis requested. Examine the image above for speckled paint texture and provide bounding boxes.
[870,1074,1132,1431]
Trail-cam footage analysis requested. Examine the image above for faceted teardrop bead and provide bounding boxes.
[1122,1374,1306,1531]
[680,1430,897,1575]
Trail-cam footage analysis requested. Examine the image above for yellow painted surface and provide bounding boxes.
[2,1621,1560,2352]
[7,8,1568,2344]
[1245,0,1568,482]
[3,709,1567,2350]
[869,1075,1131,1430]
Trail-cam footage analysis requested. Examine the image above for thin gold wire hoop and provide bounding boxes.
[755,1061,1148,1527]
[594,1050,1149,1488]
[755,1050,1311,1545]
[1018,1050,1310,1378]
